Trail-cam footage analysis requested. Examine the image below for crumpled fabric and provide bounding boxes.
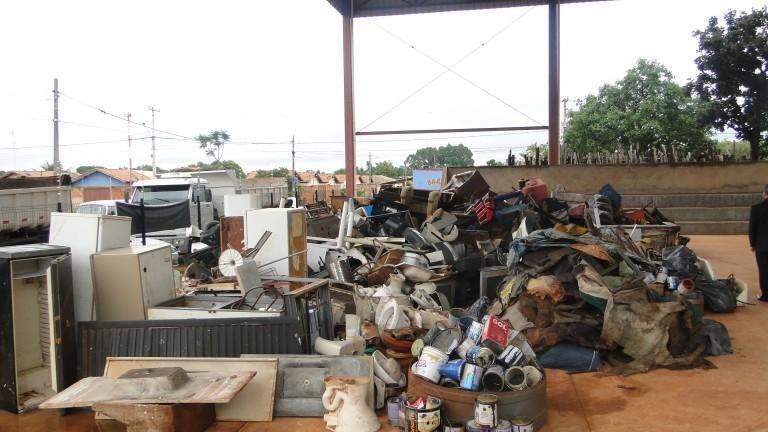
[553,301,602,328]
[526,322,602,353]
[526,275,566,303]
[575,262,611,311]
[570,243,614,262]
[498,273,530,307]
[554,223,589,236]
[514,294,555,329]
[601,280,694,374]
[501,301,535,331]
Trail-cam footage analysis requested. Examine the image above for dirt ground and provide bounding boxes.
[1,235,765,432]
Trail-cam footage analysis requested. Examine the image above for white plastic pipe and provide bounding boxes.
[337,201,349,250]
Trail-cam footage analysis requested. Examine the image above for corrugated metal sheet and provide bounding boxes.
[78,317,303,378]
[327,0,611,17]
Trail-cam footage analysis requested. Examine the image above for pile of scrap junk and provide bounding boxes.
[0,170,748,432]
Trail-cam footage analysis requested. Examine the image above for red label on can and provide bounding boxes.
[481,316,510,349]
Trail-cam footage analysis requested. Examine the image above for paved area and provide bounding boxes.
[1,235,765,432]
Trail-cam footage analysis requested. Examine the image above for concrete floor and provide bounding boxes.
[1,235,766,432]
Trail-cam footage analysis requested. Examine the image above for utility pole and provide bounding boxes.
[291,135,296,198]
[368,152,373,183]
[148,106,159,175]
[126,113,133,187]
[53,78,60,173]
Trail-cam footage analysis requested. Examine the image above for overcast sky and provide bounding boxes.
[0,0,762,173]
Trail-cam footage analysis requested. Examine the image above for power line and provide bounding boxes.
[57,92,196,140]
[0,137,150,150]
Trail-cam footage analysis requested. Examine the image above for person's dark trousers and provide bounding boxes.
[757,251,768,299]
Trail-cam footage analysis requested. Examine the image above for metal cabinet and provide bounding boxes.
[92,244,175,321]
[0,244,75,413]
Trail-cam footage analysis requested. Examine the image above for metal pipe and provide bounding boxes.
[356,125,548,136]
[344,198,355,249]
[548,0,561,165]
[342,15,356,197]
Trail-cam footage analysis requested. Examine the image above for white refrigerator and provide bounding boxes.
[48,212,131,322]
[244,208,307,278]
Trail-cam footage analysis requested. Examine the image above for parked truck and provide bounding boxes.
[123,177,218,254]
[0,176,73,246]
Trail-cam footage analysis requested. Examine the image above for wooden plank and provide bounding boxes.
[103,357,278,422]
[39,371,254,409]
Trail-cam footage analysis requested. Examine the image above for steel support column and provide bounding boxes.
[342,14,356,196]
[548,0,560,165]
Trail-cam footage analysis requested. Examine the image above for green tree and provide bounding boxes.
[485,159,504,166]
[196,130,230,162]
[404,144,474,169]
[564,59,714,158]
[40,161,61,171]
[522,143,548,163]
[716,140,751,160]
[75,165,104,174]
[175,160,245,178]
[690,7,768,160]
[333,168,346,174]
[250,167,289,178]
[358,160,403,178]
[134,164,168,173]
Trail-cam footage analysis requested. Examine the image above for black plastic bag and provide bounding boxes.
[696,278,737,313]
[693,319,732,356]
[662,245,699,278]
[599,184,622,209]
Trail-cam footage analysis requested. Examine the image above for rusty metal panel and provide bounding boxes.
[220,216,244,252]
[78,317,303,378]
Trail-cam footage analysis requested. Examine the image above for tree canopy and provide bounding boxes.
[196,130,230,162]
[250,167,289,178]
[75,165,105,174]
[358,160,404,178]
[485,159,504,166]
[690,7,768,160]
[404,144,474,169]
[173,160,245,179]
[522,143,548,163]
[563,59,714,158]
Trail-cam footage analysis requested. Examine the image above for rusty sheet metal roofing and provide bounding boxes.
[327,0,612,17]
[78,317,303,378]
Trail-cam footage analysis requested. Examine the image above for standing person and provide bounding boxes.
[750,185,768,302]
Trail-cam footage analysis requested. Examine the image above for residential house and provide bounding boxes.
[71,168,154,204]
[1,170,77,179]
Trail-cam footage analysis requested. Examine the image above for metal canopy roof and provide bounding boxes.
[327,0,608,17]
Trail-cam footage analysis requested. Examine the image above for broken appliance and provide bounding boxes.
[147,292,285,319]
[244,207,307,277]
[91,243,175,321]
[0,244,75,413]
[48,212,132,322]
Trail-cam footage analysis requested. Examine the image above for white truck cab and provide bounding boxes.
[130,177,212,206]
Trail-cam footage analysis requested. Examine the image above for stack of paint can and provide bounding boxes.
[415,302,543,394]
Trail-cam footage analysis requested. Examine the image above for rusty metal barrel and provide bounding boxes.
[406,369,547,430]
